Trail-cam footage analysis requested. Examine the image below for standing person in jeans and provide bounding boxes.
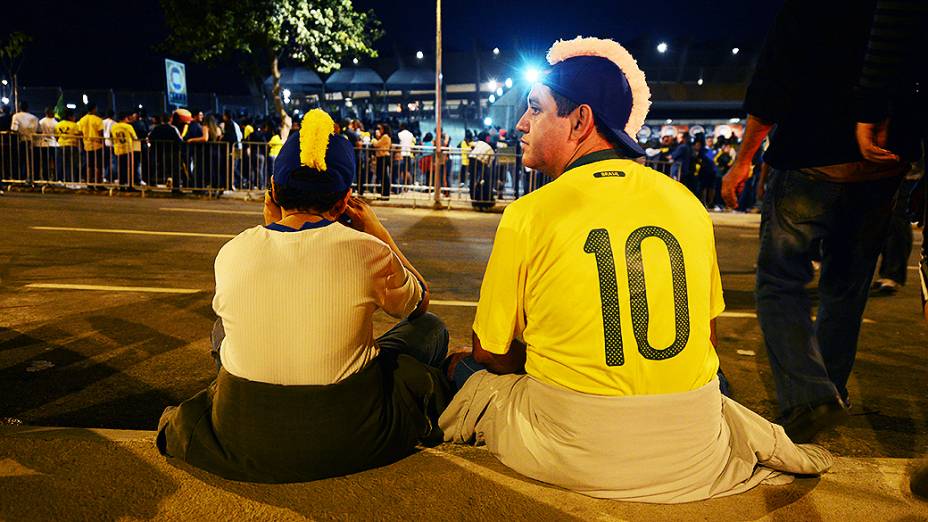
[158,108,451,483]
[722,0,925,442]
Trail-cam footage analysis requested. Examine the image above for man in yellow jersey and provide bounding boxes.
[76,103,104,185]
[54,108,82,182]
[439,37,832,503]
[110,112,138,187]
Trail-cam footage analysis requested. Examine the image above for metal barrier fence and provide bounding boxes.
[2,132,676,208]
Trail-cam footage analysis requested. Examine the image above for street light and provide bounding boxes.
[492,47,500,56]
[82,94,88,105]
[697,78,704,86]
[523,66,541,84]
[1,80,7,86]
[665,118,673,124]
[657,42,668,54]
[416,50,424,60]
[488,79,498,91]
[731,47,740,55]
[504,78,513,88]
[352,57,359,65]
[489,94,496,103]
[483,116,493,127]
[496,87,503,96]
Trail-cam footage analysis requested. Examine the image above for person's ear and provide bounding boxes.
[569,104,596,142]
[334,189,352,215]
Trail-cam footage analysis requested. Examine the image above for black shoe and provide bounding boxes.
[780,400,848,443]
[870,280,900,297]
[911,462,928,500]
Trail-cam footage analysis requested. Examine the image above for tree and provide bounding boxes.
[0,32,32,109]
[160,0,381,121]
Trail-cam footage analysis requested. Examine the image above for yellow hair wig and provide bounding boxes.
[299,109,335,171]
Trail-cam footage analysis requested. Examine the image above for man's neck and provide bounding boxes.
[279,209,337,228]
[552,137,616,179]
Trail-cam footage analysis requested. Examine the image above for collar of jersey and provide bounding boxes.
[265,219,334,232]
[563,148,626,173]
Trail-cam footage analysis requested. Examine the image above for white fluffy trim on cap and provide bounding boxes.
[546,36,651,138]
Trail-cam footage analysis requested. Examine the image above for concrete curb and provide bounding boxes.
[1,426,925,521]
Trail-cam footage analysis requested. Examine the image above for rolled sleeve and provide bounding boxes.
[376,249,422,319]
[472,205,528,355]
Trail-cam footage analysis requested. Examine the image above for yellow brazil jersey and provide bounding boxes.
[54,120,81,148]
[268,135,283,157]
[110,122,138,156]
[459,140,471,166]
[76,113,104,151]
[473,150,724,396]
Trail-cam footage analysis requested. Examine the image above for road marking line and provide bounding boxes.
[25,283,201,294]
[160,207,261,216]
[431,299,478,307]
[31,226,235,239]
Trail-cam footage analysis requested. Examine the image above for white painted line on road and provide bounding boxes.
[25,283,201,294]
[31,226,235,239]
[431,299,478,307]
[160,207,261,216]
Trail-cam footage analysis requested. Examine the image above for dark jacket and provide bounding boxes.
[157,351,451,483]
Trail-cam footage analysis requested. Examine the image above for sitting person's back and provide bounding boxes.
[439,37,832,503]
[158,109,452,483]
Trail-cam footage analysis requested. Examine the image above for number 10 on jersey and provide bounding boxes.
[584,227,691,367]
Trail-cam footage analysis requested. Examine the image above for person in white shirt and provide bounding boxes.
[158,108,453,483]
[396,123,416,186]
[37,107,59,181]
[468,131,496,209]
[10,101,39,180]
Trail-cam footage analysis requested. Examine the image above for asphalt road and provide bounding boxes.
[1,192,925,458]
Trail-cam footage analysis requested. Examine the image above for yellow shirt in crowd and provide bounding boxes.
[459,140,471,166]
[54,120,81,148]
[473,150,724,396]
[110,122,138,156]
[243,124,254,141]
[268,135,283,157]
[76,113,104,152]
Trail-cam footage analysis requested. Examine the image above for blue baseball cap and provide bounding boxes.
[542,37,652,158]
[273,109,356,192]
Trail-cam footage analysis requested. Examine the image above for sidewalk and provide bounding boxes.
[1,426,924,521]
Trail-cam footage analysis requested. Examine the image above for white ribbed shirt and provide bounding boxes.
[213,224,422,385]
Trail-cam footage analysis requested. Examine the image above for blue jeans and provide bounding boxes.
[210,312,449,373]
[756,168,902,418]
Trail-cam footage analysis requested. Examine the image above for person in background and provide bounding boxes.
[54,108,81,183]
[458,130,472,192]
[373,123,392,199]
[722,0,923,442]
[10,101,38,181]
[101,109,116,182]
[870,152,924,296]
[147,111,184,188]
[110,112,138,188]
[36,106,58,181]
[204,114,224,189]
[397,123,416,187]
[76,103,104,185]
[692,137,719,208]
[222,110,243,189]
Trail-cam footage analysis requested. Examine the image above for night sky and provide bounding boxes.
[2,0,784,94]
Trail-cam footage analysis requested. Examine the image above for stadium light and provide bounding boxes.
[483,116,493,127]
[82,94,88,105]
[523,66,541,84]
[697,78,704,86]
[1,80,7,86]
[488,79,498,91]
[282,88,291,98]
[138,104,143,109]
[66,103,76,109]
[352,57,359,65]
[496,87,503,96]
[729,117,741,123]
[489,94,496,103]
[731,47,740,55]
[416,50,424,60]
[493,47,500,56]
[657,42,668,54]
[665,118,673,124]
[0,97,8,105]
[505,77,513,88]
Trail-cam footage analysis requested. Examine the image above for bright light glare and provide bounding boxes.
[665,118,673,124]
[66,103,77,109]
[492,47,500,55]
[523,66,541,83]
[731,47,740,55]
[504,78,513,88]
[1,80,7,86]
[488,79,498,91]
[416,51,424,60]
[697,78,704,86]
[483,117,493,127]
[282,89,291,98]
[657,42,668,53]
[82,94,89,105]
[496,87,503,96]
[488,94,496,103]
[352,57,359,65]
[138,104,143,109]
[729,117,741,123]
[0,97,8,104]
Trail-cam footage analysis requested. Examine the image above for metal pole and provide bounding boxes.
[433,0,442,207]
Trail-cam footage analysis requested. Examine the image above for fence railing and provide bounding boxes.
[2,132,675,208]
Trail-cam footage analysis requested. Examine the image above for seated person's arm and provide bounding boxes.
[472,330,526,375]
